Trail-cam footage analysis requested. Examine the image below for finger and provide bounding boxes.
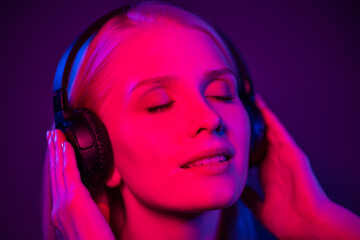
[254,94,297,148]
[54,130,67,196]
[55,228,64,240]
[54,129,67,143]
[254,93,267,109]
[241,186,264,220]
[48,130,58,202]
[62,141,82,187]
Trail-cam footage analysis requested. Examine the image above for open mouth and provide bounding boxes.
[181,154,230,169]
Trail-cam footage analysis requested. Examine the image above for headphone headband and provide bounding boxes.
[53,5,131,121]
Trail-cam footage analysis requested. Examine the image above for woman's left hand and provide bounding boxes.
[242,95,360,239]
[47,129,116,240]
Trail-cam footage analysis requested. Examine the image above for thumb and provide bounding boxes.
[254,93,267,110]
[241,186,264,220]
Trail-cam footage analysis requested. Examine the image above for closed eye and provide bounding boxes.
[146,95,235,114]
[206,96,235,102]
[147,101,175,113]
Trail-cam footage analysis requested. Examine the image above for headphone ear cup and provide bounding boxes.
[59,108,114,189]
[244,100,268,167]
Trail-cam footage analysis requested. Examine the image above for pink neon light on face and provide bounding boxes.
[99,25,251,212]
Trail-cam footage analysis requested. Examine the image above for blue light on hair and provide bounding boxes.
[68,35,95,92]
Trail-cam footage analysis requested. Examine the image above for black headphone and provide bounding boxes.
[53,4,268,190]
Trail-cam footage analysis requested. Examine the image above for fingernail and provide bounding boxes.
[47,130,53,145]
[62,142,65,151]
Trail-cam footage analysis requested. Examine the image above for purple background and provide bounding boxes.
[1,0,359,239]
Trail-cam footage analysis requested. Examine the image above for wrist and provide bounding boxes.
[296,200,360,240]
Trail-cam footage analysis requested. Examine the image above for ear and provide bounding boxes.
[106,167,121,188]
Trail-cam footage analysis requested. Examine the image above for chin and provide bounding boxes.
[175,157,248,213]
[163,180,245,214]
[174,194,242,214]
[202,183,244,210]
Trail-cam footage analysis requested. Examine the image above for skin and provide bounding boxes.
[47,24,360,240]
[98,25,251,239]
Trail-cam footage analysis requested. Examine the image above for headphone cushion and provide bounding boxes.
[243,100,268,167]
[66,108,114,188]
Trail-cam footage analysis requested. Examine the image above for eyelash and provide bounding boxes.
[146,95,234,114]
[207,95,235,102]
[147,101,175,113]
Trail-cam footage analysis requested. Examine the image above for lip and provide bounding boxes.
[180,147,234,169]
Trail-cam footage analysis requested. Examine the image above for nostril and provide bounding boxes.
[186,99,225,137]
[195,115,224,135]
[215,121,223,132]
[215,117,224,133]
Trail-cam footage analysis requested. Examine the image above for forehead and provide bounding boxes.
[107,24,233,91]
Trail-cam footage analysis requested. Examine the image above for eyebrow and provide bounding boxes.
[204,67,238,82]
[130,75,177,93]
[130,67,237,93]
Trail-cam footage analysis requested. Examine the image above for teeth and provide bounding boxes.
[185,155,228,168]
[211,156,220,164]
[193,160,202,166]
[201,158,212,165]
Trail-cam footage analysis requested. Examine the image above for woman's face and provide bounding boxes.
[99,24,251,212]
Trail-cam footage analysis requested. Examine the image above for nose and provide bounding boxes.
[186,97,224,137]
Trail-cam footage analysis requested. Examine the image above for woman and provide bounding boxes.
[43,2,360,239]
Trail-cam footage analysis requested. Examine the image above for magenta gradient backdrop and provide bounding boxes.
[0,0,359,239]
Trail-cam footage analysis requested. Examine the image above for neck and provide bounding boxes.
[116,186,223,240]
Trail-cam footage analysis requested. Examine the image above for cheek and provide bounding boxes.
[109,112,181,185]
[229,104,251,156]
[221,103,251,181]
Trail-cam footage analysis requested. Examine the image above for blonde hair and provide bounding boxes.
[42,2,254,239]
[68,1,236,114]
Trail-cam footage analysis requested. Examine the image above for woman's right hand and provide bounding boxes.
[47,129,116,240]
